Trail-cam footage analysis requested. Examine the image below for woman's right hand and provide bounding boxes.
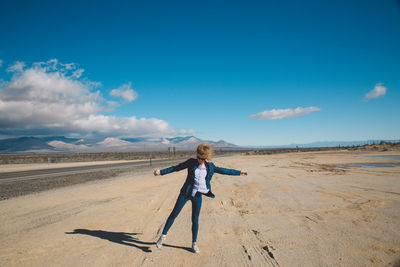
[154,169,161,176]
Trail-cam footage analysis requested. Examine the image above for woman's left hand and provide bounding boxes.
[240,171,248,176]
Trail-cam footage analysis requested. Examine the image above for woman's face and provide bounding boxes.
[197,154,206,164]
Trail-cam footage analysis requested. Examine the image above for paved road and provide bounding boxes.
[0,158,184,183]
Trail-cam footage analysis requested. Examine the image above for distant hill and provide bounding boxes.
[249,139,400,149]
[0,137,53,153]
[0,136,239,154]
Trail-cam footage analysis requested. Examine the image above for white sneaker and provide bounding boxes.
[156,235,166,248]
[192,242,200,253]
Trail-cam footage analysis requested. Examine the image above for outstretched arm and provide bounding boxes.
[214,165,247,176]
[153,159,192,176]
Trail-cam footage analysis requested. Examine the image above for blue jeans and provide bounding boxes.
[162,193,202,242]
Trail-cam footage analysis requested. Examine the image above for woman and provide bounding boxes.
[153,144,247,253]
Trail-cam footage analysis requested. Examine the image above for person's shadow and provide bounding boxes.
[65,229,192,253]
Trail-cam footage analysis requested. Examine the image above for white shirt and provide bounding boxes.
[192,165,209,197]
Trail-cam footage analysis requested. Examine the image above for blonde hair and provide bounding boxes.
[197,144,213,160]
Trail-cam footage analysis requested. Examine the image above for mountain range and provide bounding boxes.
[0,136,239,154]
[249,139,400,149]
[0,136,398,154]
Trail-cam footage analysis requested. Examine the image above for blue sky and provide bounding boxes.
[0,0,399,146]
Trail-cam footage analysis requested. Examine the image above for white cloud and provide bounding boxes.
[110,82,138,102]
[0,59,3,68]
[364,83,387,100]
[0,59,191,138]
[7,61,25,73]
[249,106,321,120]
[72,68,85,78]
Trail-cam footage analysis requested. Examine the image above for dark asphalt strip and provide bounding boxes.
[0,158,184,183]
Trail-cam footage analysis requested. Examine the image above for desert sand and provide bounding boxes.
[0,151,399,266]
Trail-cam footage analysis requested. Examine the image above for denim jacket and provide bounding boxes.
[160,158,241,198]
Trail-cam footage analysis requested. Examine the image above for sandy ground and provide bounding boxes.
[0,151,400,266]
